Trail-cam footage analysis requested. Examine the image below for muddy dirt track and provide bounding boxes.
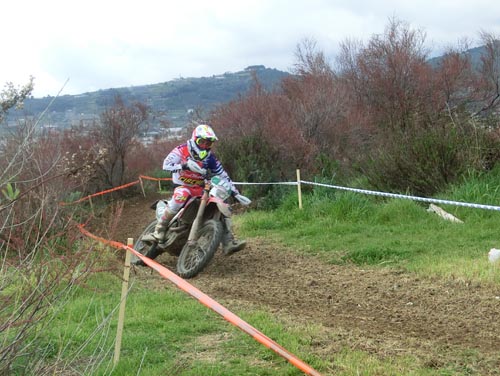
[107,194,500,375]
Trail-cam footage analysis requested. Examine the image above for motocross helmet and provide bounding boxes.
[187,124,218,161]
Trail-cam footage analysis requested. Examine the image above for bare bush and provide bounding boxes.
[285,39,360,179]
[209,19,500,197]
[474,31,500,116]
[210,79,314,195]
[1,90,112,374]
[336,18,500,194]
[89,95,149,190]
[338,18,432,131]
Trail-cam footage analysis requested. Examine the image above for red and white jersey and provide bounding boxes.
[162,143,239,194]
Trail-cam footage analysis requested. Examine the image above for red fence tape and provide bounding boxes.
[60,180,141,206]
[78,224,322,376]
[139,175,172,181]
[60,176,173,206]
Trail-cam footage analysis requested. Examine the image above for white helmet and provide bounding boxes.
[187,124,218,161]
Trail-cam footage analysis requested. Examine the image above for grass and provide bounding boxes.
[20,273,445,376]
[18,270,328,375]
[238,186,500,285]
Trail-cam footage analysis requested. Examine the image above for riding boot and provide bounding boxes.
[142,210,175,242]
[222,218,246,255]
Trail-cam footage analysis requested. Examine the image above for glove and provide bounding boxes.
[183,159,207,175]
[234,194,251,206]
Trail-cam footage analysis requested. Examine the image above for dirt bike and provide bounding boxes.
[131,175,250,278]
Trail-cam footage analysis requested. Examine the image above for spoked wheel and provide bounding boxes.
[131,220,162,265]
[176,220,224,278]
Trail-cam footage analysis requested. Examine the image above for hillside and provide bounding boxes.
[6,65,289,129]
[427,44,497,70]
[5,44,498,132]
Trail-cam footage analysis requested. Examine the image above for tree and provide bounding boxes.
[433,43,474,111]
[0,77,34,123]
[338,18,431,131]
[91,95,149,188]
[283,39,357,178]
[334,18,499,195]
[474,31,500,116]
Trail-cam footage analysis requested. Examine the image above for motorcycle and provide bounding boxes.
[131,175,251,278]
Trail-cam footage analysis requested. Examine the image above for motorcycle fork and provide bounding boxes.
[186,185,210,244]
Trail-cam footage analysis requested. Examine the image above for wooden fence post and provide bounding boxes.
[114,238,133,366]
[88,196,95,217]
[139,177,146,197]
[296,169,303,210]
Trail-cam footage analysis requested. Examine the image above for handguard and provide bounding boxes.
[235,194,252,206]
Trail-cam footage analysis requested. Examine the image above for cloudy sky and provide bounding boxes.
[2,0,499,98]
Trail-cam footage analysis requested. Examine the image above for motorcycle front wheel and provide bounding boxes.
[131,220,162,265]
[176,219,224,278]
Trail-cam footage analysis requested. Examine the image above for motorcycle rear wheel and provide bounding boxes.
[131,220,162,265]
[176,219,223,278]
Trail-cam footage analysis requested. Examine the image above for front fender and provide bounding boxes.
[208,197,232,217]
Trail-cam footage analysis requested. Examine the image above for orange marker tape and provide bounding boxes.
[78,224,322,376]
[60,176,172,206]
[139,175,172,181]
[60,180,141,206]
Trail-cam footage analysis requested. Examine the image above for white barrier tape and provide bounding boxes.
[301,180,500,211]
[233,181,297,186]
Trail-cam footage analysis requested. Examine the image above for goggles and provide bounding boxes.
[196,137,215,149]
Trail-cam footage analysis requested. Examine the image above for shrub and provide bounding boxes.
[1,98,111,373]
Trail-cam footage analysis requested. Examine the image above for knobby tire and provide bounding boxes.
[176,219,223,278]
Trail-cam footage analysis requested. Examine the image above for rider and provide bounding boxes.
[142,124,248,255]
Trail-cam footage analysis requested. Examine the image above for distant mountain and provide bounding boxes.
[427,45,496,70]
[7,65,290,129]
[6,45,498,131]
